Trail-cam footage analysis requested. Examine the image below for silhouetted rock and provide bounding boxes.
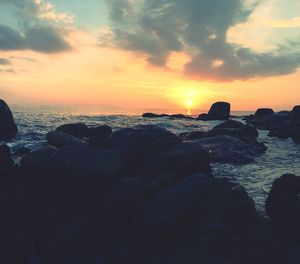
[266,174,300,241]
[0,144,14,168]
[14,146,31,157]
[213,120,259,138]
[268,129,290,139]
[208,102,231,120]
[292,106,300,115]
[193,135,266,163]
[169,114,194,120]
[142,174,259,254]
[57,123,89,138]
[196,102,230,121]
[0,99,17,140]
[255,108,274,118]
[41,146,123,180]
[20,145,57,172]
[88,125,112,147]
[110,125,181,171]
[47,130,86,148]
[137,142,211,177]
[142,113,167,118]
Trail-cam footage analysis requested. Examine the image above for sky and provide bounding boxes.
[0,0,299,113]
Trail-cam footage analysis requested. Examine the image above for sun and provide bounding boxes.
[186,98,193,107]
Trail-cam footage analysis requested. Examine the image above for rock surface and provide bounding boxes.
[47,130,86,148]
[197,102,230,121]
[57,123,89,138]
[0,99,17,140]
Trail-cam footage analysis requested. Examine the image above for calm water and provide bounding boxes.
[2,105,300,212]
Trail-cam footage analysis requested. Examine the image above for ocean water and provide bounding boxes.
[2,105,300,212]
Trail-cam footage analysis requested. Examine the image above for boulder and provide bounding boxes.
[41,146,123,181]
[268,129,290,139]
[137,142,211,177]
[254,108,274,118]
[0,144,14,168]
[213,120,258,138]
[47,130,86,148]
[193,135,266,164]
[207,102,231,120]
[142,113,167,118]
[57,123,89,138]
[292,106,300,115]
[196,113,210,121]
[20,145,57,172]
[266,174,300,240]
[142,173,258,246]
[110,125,181,170]
[0,99,17,140]
[88,125,112,147]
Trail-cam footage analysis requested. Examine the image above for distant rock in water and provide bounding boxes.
[142,113,194,119]
[0,99,17,140]
[254,108,274,118]
[197,102,230,120]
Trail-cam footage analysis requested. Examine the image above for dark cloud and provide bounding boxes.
[0,58,10,65]
[0,0,72,53]
[104,0,300,81]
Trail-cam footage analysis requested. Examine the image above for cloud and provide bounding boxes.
[0,0,72,53]
[104,0,300,81]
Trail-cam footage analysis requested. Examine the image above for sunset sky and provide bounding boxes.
[0,0,299,112]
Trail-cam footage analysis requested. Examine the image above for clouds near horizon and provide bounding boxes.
[104,0,300,81]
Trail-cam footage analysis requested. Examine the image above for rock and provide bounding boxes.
[268,129,290,139]
[142,113,168,118]
[292,106,300,115]
[47,130,86,148]
[14,146,31,157]
[20,145,57,172]
[266,174,300,240]
[88,125,112,147]
[196,113,210,121]
[57,123,89,138]
[213,120,258,138]
[291,126,300,144]
[110,125,181,171]
[207,102,231,120]
[41,146,123,180]
[142,173,258,244]
[137,142,211,177]
[0,99,17,140]
[255,108,274,118]
[0,144,14,168]
[193,135,266,163]
[169,114,194,120]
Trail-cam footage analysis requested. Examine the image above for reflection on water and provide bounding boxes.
[1,105,299,212]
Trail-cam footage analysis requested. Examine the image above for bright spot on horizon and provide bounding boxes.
[186,98,193,115]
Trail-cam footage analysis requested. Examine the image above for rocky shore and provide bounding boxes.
[1,100,300,264]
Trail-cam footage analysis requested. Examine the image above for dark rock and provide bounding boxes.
[207,102,231,120]
[254,108,274,118]
[20,145,57,172]
[47,130,86,148]
[291,126,300,144]
[13,146,31,157]
[213,120,258,138]
[110,125,181,171]
[0,144,14,168]
[169,114,194,120]
[268,129,290,139]
[57,123,89,138]
[193,135,266,163]
[138,142,211,177]
[292,106,300,115]
[41,146,123,180]
[266,174,300,240]
[88,125,112,147]
[196,113,210,121]
[142,173,258,245]
[142,113,167,118]
[0,99,17,140]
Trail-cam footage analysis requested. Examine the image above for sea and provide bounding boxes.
[2,105,300,213]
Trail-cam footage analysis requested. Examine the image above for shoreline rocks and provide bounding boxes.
[0,99,18,140]
[197,102,230,121]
